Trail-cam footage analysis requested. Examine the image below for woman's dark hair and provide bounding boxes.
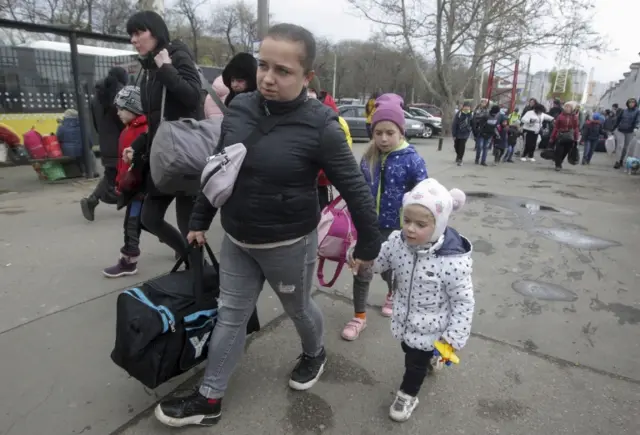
[125,10,170,48]
[534,103,546,113]
[265,23,316,73]
[97,66,128,110]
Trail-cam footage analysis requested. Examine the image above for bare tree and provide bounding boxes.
[172,0,206,59]
[211,0,256,56]
[348,0,605,132]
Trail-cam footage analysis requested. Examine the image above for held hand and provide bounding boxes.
[154,49,171,68]
[350,258,373,275]
[122,147,134,164]
[187,231,206,246]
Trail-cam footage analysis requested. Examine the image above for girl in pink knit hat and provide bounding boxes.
[350,178,475,422]
[341,93,428,342]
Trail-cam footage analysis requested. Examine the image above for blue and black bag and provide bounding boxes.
[110,243,260,389]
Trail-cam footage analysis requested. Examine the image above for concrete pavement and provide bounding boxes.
[1,138,639,435]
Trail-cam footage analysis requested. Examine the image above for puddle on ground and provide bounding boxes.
[512,280,578,302]
[467,192,577,216]
[590,297,640,325]
[533,228,620,251]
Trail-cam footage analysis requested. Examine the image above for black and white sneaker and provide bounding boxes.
[154,391,221,427]
[288,347,327,391]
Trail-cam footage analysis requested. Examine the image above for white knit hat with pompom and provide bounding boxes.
[403,178,466,242]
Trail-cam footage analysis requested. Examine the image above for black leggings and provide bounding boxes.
[523,131,538,158]
[141,195,194,256]
[554,139,575,168]
[400,341,434,397]
[454,138,467,161]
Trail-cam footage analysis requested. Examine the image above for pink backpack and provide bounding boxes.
[317,196,358,287]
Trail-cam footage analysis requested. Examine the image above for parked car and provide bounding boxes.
[409,103,443,118]
[338,104,434,139]
[405,107,442,138]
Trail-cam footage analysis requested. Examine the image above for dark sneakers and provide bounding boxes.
[289,347,327,391]
[155,391,221,427]
[80,195,98,222]
[103,256,138,278]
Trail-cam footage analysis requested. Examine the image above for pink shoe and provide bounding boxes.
[341,317,367,341]
[381,295,393,317]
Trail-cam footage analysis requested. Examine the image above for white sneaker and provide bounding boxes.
[389,391,419,422]
[529,158,536,162]
[521,157,527,162]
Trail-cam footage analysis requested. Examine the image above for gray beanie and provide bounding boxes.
[114,85,143,115]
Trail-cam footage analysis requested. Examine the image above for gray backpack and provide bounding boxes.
[149,72,227,196]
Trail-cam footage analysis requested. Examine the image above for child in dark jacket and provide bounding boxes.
[493,118,509,164]
[103,86,148,278]
[452,101,473,165]
[504,124,519,162]
[581,113,604,164]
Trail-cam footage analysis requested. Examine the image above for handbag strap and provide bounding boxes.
[159,86,167,122]
[198,71,227,115]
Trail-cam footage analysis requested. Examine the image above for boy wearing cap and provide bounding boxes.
[103,86,148,278]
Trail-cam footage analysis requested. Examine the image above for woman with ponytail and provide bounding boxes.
[81,66,129,221]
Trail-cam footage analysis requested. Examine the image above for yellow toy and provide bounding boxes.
[433,340,460,366]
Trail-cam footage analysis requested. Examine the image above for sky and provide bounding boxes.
[260,0,640,84]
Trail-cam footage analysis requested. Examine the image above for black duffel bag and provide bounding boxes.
[111,243,260,389]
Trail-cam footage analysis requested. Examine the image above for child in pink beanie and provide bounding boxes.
[349,178,475,423]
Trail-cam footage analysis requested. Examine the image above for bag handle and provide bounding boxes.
[171,242,217,273]
[322,194,346,212]
[198,70,227,115]
[317,258,347,287]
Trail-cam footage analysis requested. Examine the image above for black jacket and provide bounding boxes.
[90,85,125,167]
[189,90,382,261]
[132,40,202,195]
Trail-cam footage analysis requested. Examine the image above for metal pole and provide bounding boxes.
[438,137,443,151]
[257,0,269,40]
[69,32,95,178]
[332,52,337,96]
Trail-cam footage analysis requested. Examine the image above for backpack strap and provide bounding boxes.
[317,257,347,287]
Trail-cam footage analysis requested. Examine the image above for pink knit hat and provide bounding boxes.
[371,93,405,130]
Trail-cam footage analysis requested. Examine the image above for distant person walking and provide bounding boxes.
[365,92,379,139]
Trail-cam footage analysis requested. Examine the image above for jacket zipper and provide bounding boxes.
[403,252,419,336]
[200,156,228,189]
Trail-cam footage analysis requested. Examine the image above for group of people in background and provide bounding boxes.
[451,95,640,172]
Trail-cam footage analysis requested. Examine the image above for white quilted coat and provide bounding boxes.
[372,227,475,351]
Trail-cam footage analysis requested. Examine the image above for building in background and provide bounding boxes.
[599,62,640,109]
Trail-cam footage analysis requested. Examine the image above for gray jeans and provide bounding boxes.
[352,228,395,313]
[615,131,636,162]
[200,231,323,399]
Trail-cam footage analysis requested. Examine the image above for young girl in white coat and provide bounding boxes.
[350,178,475,422]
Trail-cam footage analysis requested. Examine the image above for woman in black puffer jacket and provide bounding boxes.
[123,10,202,259]
[153,23,382,428]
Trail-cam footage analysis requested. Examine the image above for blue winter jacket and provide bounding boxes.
[56,117,84,158]
[452,111,473,139]
[616,107,639,133]
[360,141,428,229]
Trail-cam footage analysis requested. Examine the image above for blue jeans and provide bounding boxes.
[475,137,489,163]
[503,145,514,161]
[584,140,596,163]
